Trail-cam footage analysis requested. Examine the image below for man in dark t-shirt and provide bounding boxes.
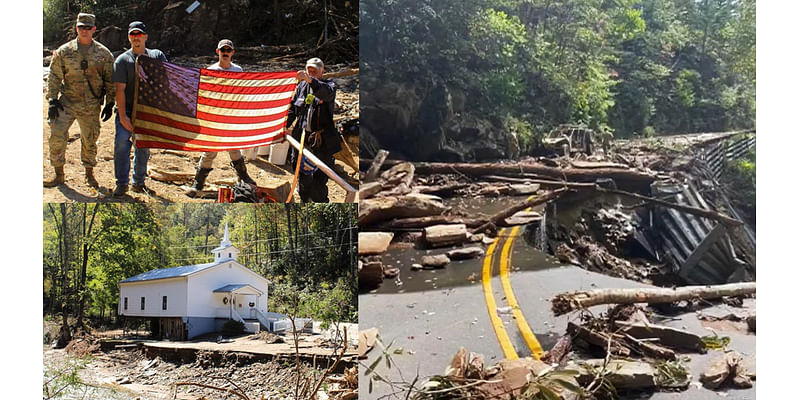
[111,21,166,197]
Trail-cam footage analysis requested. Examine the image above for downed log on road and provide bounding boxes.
[471,188,568,235]
[552,282,756,315]
[360,159,658,191]
[359,194,448,226]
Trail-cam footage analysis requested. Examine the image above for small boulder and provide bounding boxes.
[446,247,486,260]
[421,254,451,269]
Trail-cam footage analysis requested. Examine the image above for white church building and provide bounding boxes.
[118,224,275,340]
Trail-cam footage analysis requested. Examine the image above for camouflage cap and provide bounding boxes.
[76,13,95,27]
[217,39,234,50]
[305,57,324,70]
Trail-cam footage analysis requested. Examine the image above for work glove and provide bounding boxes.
[101,101,115,122]
[48,99,64,120]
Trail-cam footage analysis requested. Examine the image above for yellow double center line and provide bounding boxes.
[481,198,544,359]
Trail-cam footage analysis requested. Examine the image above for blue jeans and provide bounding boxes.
[114,113,150,186]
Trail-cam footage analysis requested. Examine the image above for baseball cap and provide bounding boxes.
[217,39,234,50]
[128,21,147,35]
[305,57,324,70]
[76,13,95,27]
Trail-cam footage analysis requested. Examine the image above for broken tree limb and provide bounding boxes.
[595,187,743,227]
[471,188,568,235]
[374,215,484,230]
[552,282,756,315]
[364,150,389,182]
[566,322,630,357]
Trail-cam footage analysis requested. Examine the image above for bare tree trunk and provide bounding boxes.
[552,282,756,315]
[75,204,98,330]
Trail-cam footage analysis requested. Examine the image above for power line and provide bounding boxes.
[167,225,358,249]
[170,240,358,264]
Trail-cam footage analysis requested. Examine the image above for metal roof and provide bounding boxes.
[212,284,263,294]
[120,261,223,283]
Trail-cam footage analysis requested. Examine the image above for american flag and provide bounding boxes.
[132,56,296,151]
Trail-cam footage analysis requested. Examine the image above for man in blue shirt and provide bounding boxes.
[111,21,167,196]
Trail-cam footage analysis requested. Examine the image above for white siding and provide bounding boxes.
[186,261,269,318]
[118,277,188,317]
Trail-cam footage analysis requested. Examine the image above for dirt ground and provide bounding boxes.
[41,58,359,203]
[43,321,357,400]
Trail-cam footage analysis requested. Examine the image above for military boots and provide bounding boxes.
[231,158,256,186]
[186,167,213,197]
[84,167,98,187]
[43,166,65,187]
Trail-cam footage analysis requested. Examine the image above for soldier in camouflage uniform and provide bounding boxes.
[45,13,115,188]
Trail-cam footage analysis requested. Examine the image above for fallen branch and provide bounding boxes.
[173,381,250,400]
[471,188,568,235]
[552,282,756,315]
[306,327,348,399]
[596,187,743,227]
[364,150,389,182]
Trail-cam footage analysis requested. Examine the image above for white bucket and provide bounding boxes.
[269,142,290,165]
[257,146,270,156]
[242,147,257,161]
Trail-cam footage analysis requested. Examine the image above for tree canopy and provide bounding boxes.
[43,203,357,330]
[361,0,755,142]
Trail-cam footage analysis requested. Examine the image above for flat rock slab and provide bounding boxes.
[423,224,468,248]
[572,359,656,389]
[358,232,394,255]
[446,247,486,260]
[359,195,448,226]
[503,210,541,226]
[616,321,704,351]
[421,254,451,269]
[509,183,540,195]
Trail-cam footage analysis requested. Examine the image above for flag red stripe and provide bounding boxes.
[136,112,283,137]
[198,82,297,95]
[197,96,289,110]
[195,110,289,124]
[136,127,285,148]
[136,139,284,152]
[200,69,296,80]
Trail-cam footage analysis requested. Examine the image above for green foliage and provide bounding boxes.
[221,320,245,336]
[363,0,756,144]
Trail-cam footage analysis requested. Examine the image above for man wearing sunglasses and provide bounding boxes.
[285,57,341,202]
[186,39,256,197]
[110,21,167,197]
[45,13,115,188]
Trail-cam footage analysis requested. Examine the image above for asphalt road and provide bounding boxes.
[359,231,755,399]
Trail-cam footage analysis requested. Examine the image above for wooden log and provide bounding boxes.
[358,195,448,226]
[364,150,389,182]
[359,182,383,199]
[374,215,484,230]
[541,334,571,364]
[359,159,657,190]
[596,187,743,227]
[566,322,630,357]
[423,224,468,248]
[619,333,676,360]
[552,282,756,315]
[358,232,394,255]
[324,68,359,78]
[415,183,471,196]
[471,189,567,234]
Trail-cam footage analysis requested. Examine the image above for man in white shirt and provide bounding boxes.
[186,39,256,197]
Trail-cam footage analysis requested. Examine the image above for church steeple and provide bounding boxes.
[211,222,239,262]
